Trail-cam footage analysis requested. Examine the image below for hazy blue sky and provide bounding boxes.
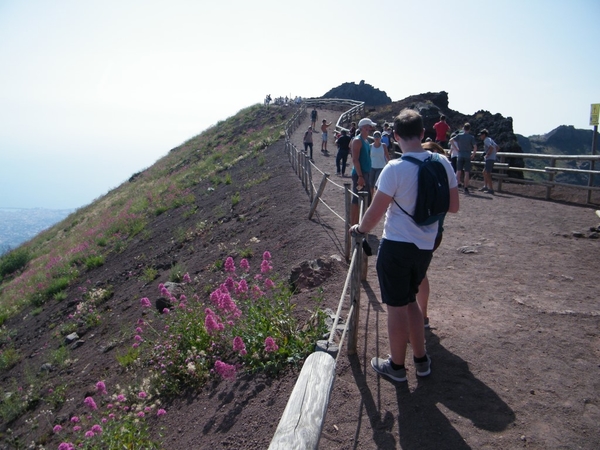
[1,0,598,209]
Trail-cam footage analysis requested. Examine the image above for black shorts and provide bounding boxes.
[376,239,433,307]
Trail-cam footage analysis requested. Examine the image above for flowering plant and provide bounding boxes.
[133,252,326,394]
[54,381,165,450]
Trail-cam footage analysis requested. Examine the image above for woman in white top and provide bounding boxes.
[370,131,390,199]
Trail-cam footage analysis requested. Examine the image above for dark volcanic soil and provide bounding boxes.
[2,106,599,450]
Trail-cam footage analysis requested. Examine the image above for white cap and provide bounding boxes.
[358,118,377,128]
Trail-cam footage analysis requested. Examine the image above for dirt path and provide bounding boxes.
[292,107,600,449]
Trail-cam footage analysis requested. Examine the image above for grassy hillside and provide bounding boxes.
[0,104,330,448]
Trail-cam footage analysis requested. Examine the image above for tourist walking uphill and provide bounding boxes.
[349,109,459,382]
[350,117,377,225]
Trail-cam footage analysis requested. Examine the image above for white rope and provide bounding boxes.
[316,197,345,222]
[328,245,358,345]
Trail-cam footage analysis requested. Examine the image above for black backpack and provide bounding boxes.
[394,154,450,226]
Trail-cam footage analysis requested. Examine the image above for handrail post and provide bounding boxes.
[358,192,369,281]
[587,125,598,204]
[547,158,556,200]
[308,173,330,219]
[344,184,352,262]
[348,236,362,356]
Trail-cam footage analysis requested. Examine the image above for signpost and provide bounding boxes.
[588,104,599,202]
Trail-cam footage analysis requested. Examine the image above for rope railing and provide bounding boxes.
[270,102,369,449]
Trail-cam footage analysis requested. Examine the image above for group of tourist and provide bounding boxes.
[303,108,500,383]
[436,115,500,195]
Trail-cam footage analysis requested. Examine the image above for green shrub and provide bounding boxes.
[0,346,21,373]
[0,248,30,278]
[84,255,105,270]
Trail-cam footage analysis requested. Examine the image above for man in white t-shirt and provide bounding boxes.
[349,108,459,382]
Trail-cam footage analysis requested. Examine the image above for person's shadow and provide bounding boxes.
[349,296,515,449]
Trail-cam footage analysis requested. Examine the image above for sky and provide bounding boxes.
[1,0,598,209]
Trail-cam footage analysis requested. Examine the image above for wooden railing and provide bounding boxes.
[471,152,600,202]
[270,99,368,449]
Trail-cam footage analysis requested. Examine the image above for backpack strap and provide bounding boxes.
[393,155,423,218]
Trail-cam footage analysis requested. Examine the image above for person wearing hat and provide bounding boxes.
[478,129,499,194]
[381,123,394,155]
[350,117,377,224]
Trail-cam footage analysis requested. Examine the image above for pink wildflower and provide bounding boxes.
[138,391,147,399]
[83,397,97,410]
[95,381,107,394]
[58,443,74,450]
[205,309,224,334]
[106,403,113,409]
[135,327,143,334]
[233,336,247,355]
[235,279,249,295]
[240,258,250,272]
[224,256,236,273]
[70,416,80,423]
[91,424,103,434]
[137,411,145,418]
[260,259,272,274]
[264,278,275,289]
[101,418,108,423]
[183,272,191,283]
[108,413,115,419]
[134,335,143,342]
[137,318,145,326]
[263,251,271,260]
[140,297,151,308]
[214,360,237,380]
[132,342,139,348]
[117,394,126,402]
[225,276,235,292]
[72,426,81,432]
[85,430,95,438]
[158,283,164,291]
[53,425,63,433]
[157,408,167,417]
[162,308,170,314]
[264,337,279,353]
[252,285,264,299]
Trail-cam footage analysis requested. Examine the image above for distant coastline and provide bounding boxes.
[0,207,74,255]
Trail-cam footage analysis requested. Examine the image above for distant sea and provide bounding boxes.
[0,207,74,255]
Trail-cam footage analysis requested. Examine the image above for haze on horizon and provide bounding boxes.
[1,0,598,210]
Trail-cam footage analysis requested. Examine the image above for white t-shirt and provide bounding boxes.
[484,137,498,160]
[376,151,457,250]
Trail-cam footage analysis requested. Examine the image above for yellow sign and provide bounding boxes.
[590,103,600,126]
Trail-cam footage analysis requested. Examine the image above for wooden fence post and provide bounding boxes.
[348,236,362,355]
[344,183,352,262]
[308,173,330,219]
[358,192,369,281]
